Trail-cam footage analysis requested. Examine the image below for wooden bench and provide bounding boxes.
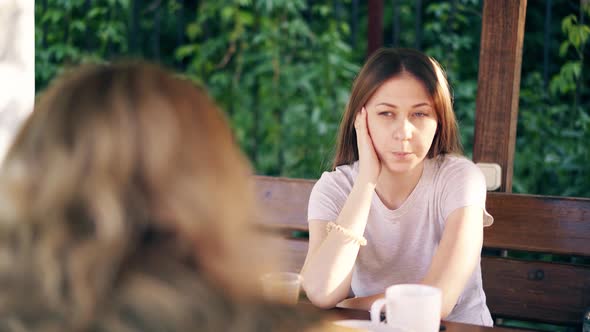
[254,175,590,330]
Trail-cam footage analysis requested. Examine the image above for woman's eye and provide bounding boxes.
[413,112,428,117]
[379,111,393,117]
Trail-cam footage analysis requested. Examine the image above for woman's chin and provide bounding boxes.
[382,158,422,175]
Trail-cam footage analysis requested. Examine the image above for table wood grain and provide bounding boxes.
[326,307,528,332]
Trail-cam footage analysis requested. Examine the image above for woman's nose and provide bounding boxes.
[393,118,413,141]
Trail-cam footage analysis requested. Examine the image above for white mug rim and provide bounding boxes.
[384,283,441,299]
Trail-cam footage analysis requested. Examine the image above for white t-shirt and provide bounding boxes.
[307,155,494,326]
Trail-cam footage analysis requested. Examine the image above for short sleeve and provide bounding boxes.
[307,169,352,223]
[439,158,494,227]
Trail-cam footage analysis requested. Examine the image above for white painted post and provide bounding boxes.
[0,0,34,159]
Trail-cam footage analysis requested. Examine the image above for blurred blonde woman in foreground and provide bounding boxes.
[0,62,333,331]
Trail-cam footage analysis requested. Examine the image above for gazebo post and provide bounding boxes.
[473,0,528,192]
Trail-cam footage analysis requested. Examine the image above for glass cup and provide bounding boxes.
[260,272,303,305]
[370,284,442,332]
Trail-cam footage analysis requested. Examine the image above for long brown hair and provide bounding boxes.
[0,62,306,331]
[333,48,462,169]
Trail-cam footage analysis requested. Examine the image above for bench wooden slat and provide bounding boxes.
[482,256,590,326]
[254,175,314,229]
[485,193,590,257]
[255,177,590,258]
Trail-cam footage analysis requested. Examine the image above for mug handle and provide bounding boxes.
[370,298,387,323]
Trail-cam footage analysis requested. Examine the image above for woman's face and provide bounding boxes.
[364,72,438,174]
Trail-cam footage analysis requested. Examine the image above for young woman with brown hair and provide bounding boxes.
[301,48,494,326]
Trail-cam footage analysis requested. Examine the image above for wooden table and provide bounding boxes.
[326,307,527,332]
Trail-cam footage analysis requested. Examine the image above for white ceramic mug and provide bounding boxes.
[370,284,442,332]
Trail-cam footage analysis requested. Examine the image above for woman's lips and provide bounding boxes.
[391,152,412,159]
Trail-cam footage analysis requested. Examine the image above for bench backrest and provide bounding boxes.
[254,175,590,329]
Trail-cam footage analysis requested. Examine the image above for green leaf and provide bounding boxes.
[175,44,197,60]
[186,22,201,40]
[70,20,86,33]
[221,6,235,23]
[559,41,570,57]
[561,15,576,34]
[88,7,107,19]
[238,10,254,26]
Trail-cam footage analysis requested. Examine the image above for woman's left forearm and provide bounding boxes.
[336,293,384,311]
[421,206,484,318]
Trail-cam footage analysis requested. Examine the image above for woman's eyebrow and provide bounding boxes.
[375,102,397,108]
[412,102,433,108]
[375,102,432,108]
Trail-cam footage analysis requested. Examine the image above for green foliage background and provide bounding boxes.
[35,0,590,197]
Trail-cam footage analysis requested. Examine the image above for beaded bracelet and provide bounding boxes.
[326,221,367,246]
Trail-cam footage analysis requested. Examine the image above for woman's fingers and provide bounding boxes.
[354,107,365,133]
[355,107,380,184]
[359,107,373,149]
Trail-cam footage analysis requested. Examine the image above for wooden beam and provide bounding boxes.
[473,0,527,192]
[367,0,383,57]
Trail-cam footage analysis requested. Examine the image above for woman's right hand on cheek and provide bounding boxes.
[355,107,381,185]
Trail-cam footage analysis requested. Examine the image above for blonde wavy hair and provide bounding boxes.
[0,62,323,331]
